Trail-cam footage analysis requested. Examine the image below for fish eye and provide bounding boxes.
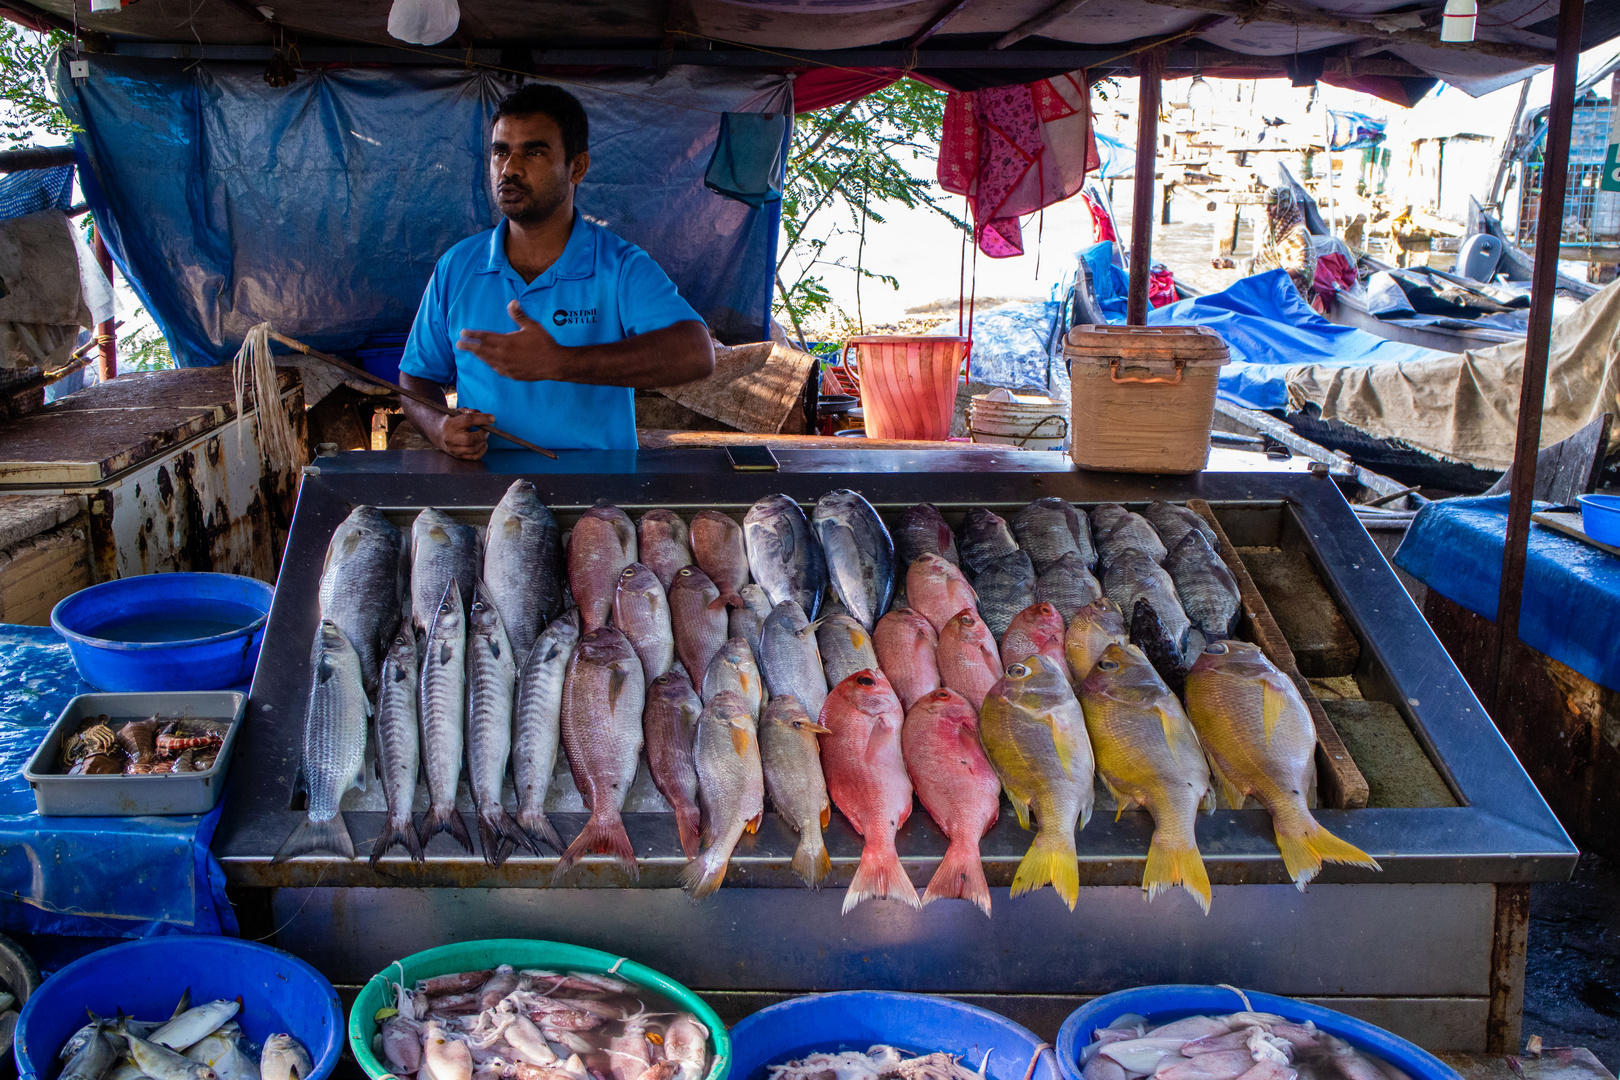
[856,675,875,686]
[679,567,693,577]
[1204,642,1230,654]
[622,567,636,577]
[439,600,452,613]
[1008,663,1030,678]
[1098,659,1119,671]
[472,600,486,611]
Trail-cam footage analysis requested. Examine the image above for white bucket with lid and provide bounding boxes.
[969,388,1069,451]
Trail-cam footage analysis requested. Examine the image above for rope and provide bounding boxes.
[232,322,301,472]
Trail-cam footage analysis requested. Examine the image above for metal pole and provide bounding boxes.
[1127,47,1162,325]
[91,226,118,383]
[1490,0,1584,713]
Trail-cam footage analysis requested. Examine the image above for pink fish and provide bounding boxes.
[690,510,750,611]
[937,608,1002,711]
[907,553,978,633]
[873,608,941,709]
[1001,602,1067,675]
[568,501,637,632]
[901,688,1001,915]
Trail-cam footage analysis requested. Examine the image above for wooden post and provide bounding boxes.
[1490,0,1584,712]
[91,227,117,383]
[1126,47,1162,326]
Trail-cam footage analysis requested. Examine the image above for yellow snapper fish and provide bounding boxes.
[1184,640,1381,887]
[1079,643,1215,913]
[1064,598,1128,684]
[978,653,1095,909]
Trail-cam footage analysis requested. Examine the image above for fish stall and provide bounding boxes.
[212,446,1575,1055]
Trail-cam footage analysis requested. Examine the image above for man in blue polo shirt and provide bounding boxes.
[399,84,714,457]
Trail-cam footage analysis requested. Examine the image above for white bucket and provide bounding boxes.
[969,389,1069,451]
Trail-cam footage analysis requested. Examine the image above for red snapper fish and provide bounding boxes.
[568,501,637,632]
[901,688,1001,915]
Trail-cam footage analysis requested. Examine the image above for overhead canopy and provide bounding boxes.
[6,0,1618,101]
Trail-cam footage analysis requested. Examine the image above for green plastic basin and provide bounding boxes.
[348,939,730,1080]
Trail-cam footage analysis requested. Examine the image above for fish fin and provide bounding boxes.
[745,811,762,835]
[478,807,541,867]
[672,804,702,860]
[790,824,831,888]
[608,665,628,711]
[369,815,424,867]
[1011,826,1079,911]
[1100,775,1133,822]
[170,989,191,1020]
[518,808,566,855]
[1274,817,1381,889]
[1009,792,1032,831]
[273,812,355,862]
[428,524,449,543]
[842,838,920,914]
[1143,831,1212,914]
[730,724,754,756]
[1154,705,1183,764]
[679,847,730,899]
[820,804,831,829]
[416,805,474,854]
[1199,784,1218,814]
[553,811,639,883]
[923,837,992,917]
[1206,754,1247,810]
[710,592,744,612]
[1044,716,1084,780]
[1262,680,1287,746]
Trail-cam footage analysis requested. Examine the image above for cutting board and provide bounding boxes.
[1532,510,1620,558]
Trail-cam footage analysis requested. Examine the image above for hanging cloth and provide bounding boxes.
[938,71,1098,258]
[706,111,790,208]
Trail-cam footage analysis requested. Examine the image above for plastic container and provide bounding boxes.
[1578,493,1620,546]
[51,573,274,692]
[1065,325,1230,473]
[970,389,1069,451]
[730,991,1060,1080]
[1054,985,1461,1080]
[848,336,969,441]
[14,937,344,1080]
[23,690,245,816]
[349,940,730,1080]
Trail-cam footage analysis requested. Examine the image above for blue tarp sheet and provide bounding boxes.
[1394,496,1620,694]
[1147,270,1446,411]
[0,626,236,943]
[0,164,73,221]
[58,57,789,365]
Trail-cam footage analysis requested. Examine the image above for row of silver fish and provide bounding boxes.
[59,990,311,1080]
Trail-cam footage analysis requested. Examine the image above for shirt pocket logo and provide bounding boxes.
[552,308,598,327]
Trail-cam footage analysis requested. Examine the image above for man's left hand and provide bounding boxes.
[457,300,565,381]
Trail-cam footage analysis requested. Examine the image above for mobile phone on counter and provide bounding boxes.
[727,445,779,471]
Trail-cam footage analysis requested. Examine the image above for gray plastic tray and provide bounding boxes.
[23,691,246,816]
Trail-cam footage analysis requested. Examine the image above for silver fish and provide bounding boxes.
[372,621,422,865]
[702,636,764,718]
[1143,500,1219,553]
[974,550,1038,644]
[62,1018,121,1080]
[468,583,536,866]
[185,1033,258,1080]
[1037,550,1103,622]
[275,620,368,861]
[261,1035,313,1080]
[613,562,674,679]
[514,611,579,854]
[483,479,564,658]
[895,503,960,569]
[681,690,764,898]
[811,489,895,631]
[759,695,832,888]
[759,600,828,718]
[743,494,827,617]
[1163,531,1242,641]
[1095,509,1168,569]
[124,1023,217,1080]
[1103,550,1191,654]
[815,613,879,689]
[958,507,1019,578]
[636,509,692,592]
[152,998,240,1050]
[411,508,479,638]
[1013,497,1095,573]
[318,505,402,697]
[417,577,473,854]
[728,584,772,658]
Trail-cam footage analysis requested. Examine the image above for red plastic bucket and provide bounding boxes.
[847,335,969,441]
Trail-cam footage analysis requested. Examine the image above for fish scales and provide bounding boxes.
[669,565,730,686]
[613,562,675,679]
[417,578,473,854]
[319,505,403,697]
[681,690,765,897]
[467,584,537,867]
[744,495,827,617]
[905,552,978,634]
[568,501,638,632]
[644,671,705,858]
[1065,598,1129,684]
[702,637,764,718]
[729,584,773,658]
[895,503,960,569]
[483,480,564,659]
[1037,550,1103,622]
[1094,508,1168,569]
[636,509,692,592]
[760,600,830,718]
[1164,531,1242,641]
[873,608,941,710]
[514,611,579,855]
[936,608,1001,712]
[275,620,369,862]
[975,550,1037,644]
[958,508,1019,578]
[1102,550,1192,654]
[1013,497,1096,573]
[371,621,422,865]
[411,508,479,638]
[1144,500,1219,553]
[556,626,645,880]
[811,489,895,631]
[1001,602,1067,677]
[759,696,832,887]
[816,613,880,690]
[901,688,1000,915]
[690,510,752,611]
[1130,598,1192,698]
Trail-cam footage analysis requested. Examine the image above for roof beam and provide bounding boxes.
[1139,0,1553,64]
[994,0,1097,49]
[0,144,74,173]
[905,0,979,49]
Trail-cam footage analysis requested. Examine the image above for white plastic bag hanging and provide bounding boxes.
[387,0,460,45]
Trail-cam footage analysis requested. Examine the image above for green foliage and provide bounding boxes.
[121,311,176,373]
[0,24,76,148]
[777,80,967,337]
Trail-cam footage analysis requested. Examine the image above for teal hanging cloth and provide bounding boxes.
[705,111,789,208]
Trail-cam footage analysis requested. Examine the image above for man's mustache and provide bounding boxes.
[498,180,530,194]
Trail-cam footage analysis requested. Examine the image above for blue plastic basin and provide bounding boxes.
[14,936,344,1080]
[51,573,274,692]
[1054,986,1460,1080]
[729,991,1061,1080]
[1578,493,1620,547]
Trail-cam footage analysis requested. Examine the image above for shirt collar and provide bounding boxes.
[478,212,597,284]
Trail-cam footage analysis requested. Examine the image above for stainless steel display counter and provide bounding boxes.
[216,448,1577,1053]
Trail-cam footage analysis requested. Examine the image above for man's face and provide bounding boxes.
[489,112,588,226]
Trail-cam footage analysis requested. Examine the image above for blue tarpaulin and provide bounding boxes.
[1394,496,1620,694]
[0,165,73,221]
[58,57,789,365]
[1147,270,1446,411]
[0,626,236,944]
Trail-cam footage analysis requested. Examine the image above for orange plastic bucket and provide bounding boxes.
[846,335,969,441]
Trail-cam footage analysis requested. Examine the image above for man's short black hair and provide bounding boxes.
[492,84,589,161]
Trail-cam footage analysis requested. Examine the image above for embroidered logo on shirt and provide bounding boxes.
[552,308,598,327]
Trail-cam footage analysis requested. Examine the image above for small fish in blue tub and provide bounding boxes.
[1082,1009,1411,1080]
[262,1033,315,1080]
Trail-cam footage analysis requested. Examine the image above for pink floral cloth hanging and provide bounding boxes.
[938,71,1099,258]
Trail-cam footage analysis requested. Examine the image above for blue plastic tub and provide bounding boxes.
[14,936,344,1080]
[1578,493,1620,547]
[729,991,1061,1080]
[51,573,273,692]
[1054,986,1460,1080]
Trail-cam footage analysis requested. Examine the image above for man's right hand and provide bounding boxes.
[435,408,496,460]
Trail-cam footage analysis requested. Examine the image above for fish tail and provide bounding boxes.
[709,592,744,612]
[517,807,565,855]
[842,834,920,914]
[923,836,992,916]
[790,822,831,888]
[478,807,540,867]
[274,812,355,862]
[369,813,424,866]
[553,810,639,883]
[1275,814,1381,889]
[1011,825,1079,910]
[1143,830,1212,914]
[679,845,731,899]
[673,803,703,861]
[416,804,474,854]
